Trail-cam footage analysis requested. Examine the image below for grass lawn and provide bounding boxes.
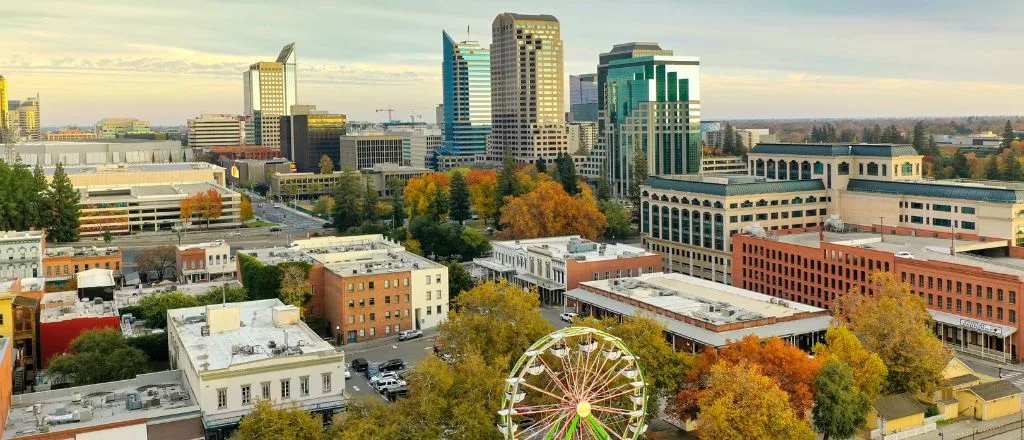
[246,219,279,228]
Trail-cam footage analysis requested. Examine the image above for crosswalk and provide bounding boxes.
[998,370,1024,387]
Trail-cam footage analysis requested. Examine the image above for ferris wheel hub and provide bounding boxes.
[576,400,592,418]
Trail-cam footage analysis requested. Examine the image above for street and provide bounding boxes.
[248,192,328,234]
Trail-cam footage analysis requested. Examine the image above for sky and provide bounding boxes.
[2,0,1024,126]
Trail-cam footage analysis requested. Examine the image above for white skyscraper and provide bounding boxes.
[243,43,297,148]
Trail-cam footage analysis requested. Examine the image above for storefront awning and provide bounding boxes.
[930,310,1016,337]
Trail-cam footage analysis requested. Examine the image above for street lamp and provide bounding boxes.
[335,326,341,345]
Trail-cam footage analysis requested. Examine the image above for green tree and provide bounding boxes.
[386,179,406,228]
[444,260,474,308]
[318,154,335,174]
[427,184,450,222]
[723,123,736,154]
[1004,152,1024,181]
[196,284,249,305]
[951,149,970,178]
[438,280,554,368]
[448,171,471,224]
[47,329,148,386]
[312,195,335,217]
[232,400,325,440]
[596,163,611,201]
[494,150,520,227]
[629,143,648,222]
[927,134,939,157]
[137,292,200,328]
[102,231,113,243]
[813,325,888,399]
[556,153,579,195]
[812,361,870,440]
[331,170,364,230]
[1003,119,1015,149]
[30,163,48,228]
[534,156,547,174]
[985,155,1002,180]
[912,121,926,154]
[870,124,882,143]
[599,200,633,239]
[362,181,379,223]
[279,265,312,314]
[46,162,81,242]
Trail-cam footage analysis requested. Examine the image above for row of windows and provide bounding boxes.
[900,272,1016,304]
[45,261,120,277]
[901,202,976,215]
[217,373,333,409]
[903,215,975,230]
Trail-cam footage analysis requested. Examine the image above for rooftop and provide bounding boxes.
[237,247,314,266]
[177,240,229,251]
[3,370,201,439]
[492,235,655,263]
[644,175,826,196]
[76,269,116,289]
[846,179,1024,203]
[774,230,1024,279]
[168,299,335,372]
[48,162,222,176]
[504,12,559,22]
[325,250,442,277]
[751,143,920,157]
[40,291,117,323]
[965,380,1022,401]
[0,230,43,241]
[44,246,120,258]
[360,163,431,173]
[80,182,235,202]
[872,393,926,420]
[0,278,46,295]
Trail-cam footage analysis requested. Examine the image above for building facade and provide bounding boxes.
[186,114,246,149]
[176,240,235,283]
[438,31,491,163]
[43,246,122,281]
[4,140,189,168]
[38,290,121,367]
[167,299,346,435]
[602,51,702,198]
[0,75,8,143]
[78,183,242,236]
[0,231,43,279]
[9,96,41,142]
[280,106,347,173]
[225,158,293,187]
[58,162,226,188]
[45,128,98,141]
[95,118,151,139]
[568,73,598,122]
[360,164,431,198]
[243,43,297,149]
[386,127,441,169]
[0,278,43,391]
[567,122,597,155]
[489,13,567,163]
[701,156,748,175]
[340,135,404,170]
[210,145,281,161]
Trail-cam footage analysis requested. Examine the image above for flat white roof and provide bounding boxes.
[168,299,334,371]
[177,240,230,251]
[40,291,117,323]
[76,269,115,289]
[492,235,655,263]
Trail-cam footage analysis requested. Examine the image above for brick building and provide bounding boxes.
[734,229,1024,363]
[43,246,122,282]
[38,290,121,367]
[175,240,235,283]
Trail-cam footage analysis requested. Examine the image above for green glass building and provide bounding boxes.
[602,53,701,198]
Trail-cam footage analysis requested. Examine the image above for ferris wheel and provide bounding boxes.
[497,326,648,440]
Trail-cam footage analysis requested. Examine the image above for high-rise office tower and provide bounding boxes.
[186,114,246,148]
[280,105,347,173]
[243,43,297,149]
[9,95,40,142]
[437,31,491,162]
[0,75,8,143]
[568,74,597,122]
[602,45,701,198]
[489,13,567,163]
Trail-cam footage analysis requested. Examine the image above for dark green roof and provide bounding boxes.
[644,176,825,196]
[752,143,919,157]
[846,179,1024,203]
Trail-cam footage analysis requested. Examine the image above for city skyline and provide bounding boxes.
[2,0,1024,126]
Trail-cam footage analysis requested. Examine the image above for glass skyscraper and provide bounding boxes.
[603,51,701,198]
[437,31,490,162]
[569,74,597,122]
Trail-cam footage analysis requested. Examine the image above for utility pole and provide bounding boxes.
[878,216,885,241]
[375,106,396,122]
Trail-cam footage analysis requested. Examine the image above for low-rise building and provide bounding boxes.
[38,290,120,367]
[360,164,430,198]
[209,145,281,161]
[224,158,292,187]
[3,370,203,440]
[42,246,122,281]
[96,118,152,138]
[78,182,242,236]
[0,278,44,392]
[701,156,747,175]
[176,240,235,283]
[57,162,226,188]
[0,338,13,433]
[186,114,245,149]
[565,272,830,353]
[0,231,43,279]
[340,135,404,170]
[167,300,346,435]
[269,171,348,200]
[474,236,661,305]
[2,140,190,168]
[44,128,97,141]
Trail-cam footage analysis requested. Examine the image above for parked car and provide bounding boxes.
[350,358,369,372]
[344,367,351,379]
[398,329,423,341]
[322,222,332,228]
[560,312,578,323]
[375,378,408,393]
[227,231,241,237]
[369,371,400,386]
[272,204,280,208]
[269,226,283,232]
[895,251,914,259]
[378,359,407,372]
[364,365,381,380]
[384,386,410,402]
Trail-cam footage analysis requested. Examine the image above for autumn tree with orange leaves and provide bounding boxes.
[179,189,224,229]
[671,335,822,420]
[498,179,607,240]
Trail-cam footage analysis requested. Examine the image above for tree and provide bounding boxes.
[45,162,81,242]
[985,155,1002,180]
[494,150,521,226]
[196,284,249,305]
[673,335,821,419]
[498,180,607,240]
[312,196,335,217]
[870,124,882,143]
[363,181,380,223]
[598,200,633,239]
[47,328,148,386]
[465,169,497,225]
[102,231,113,243]
[136,292,199,328]
[1003,151,1024,181]
[408,217,490,261]
[30,163,47,228]
[444,260,474,307]
[387,179,406,228]
[318,154,335,174]
[723,123,736,155]
[448,171,470,224]
[240,198,255,222]
[1003,120,1015,149]
[951,149,970,178]
[534,156,547,174]
[331,171,365,231]
[577,314,694,417]
[596,164,611,201]
[928,134,939,157]
[835,272,952,394]
[233,400,325,440]
[696,362,815,440]
[555,153,579,195]
[279,265,311,314]
[629,144,648,221]
[912,121,926,154]
[404,173,450,219]
[135,245,177,279]
[438,280,554,367]
[198,188,224,228]
[812,361,871,440]
[813,325,887,399]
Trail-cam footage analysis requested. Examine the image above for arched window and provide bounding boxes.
[755,159,765,176]
[801,161,812,179]
[691,198,701,206]
[859,163,864,175]
[702,212,713,248]
[766,159,777,179]
[713,201,723,209]
[756,199,768,207]
[642,201,650,233]
[670,196,679,203]
[807,196,817,203]
[661,206,670,240]
[902,162,913,175]
[652,205,661,239]
[741,200,753,208]
[671,208,680,242]
[867,162,879,176]
[660,195,669,202]
[681,209,691,244]
[702,200,712,208]
[881,164,887,176]
[838,162,850,175]
[714,214,725,251]
[792,197,803,204]
[790,160,800,180]
[813,161,824,174]
[642,190,649,197]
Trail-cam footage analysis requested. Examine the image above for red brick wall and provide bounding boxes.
[323,270,414,343]
[308,265,325,317]
[566,254,662,291]
[39,316,122,367]
[175,248,205,275]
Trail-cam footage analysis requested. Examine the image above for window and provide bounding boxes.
[385,296,391,304]
[403,277,409,286]
[358,299,364,307]
[348,300,354,308]
[962,221,976,230]
[322,373,332,393]
[261,382,271,400]
[384,280,390,288]
[910,216,924,224]
[348,315,354,324]
[427,307,432,315]
[241,385,251,405]
[426,275,432,284]
[369,313,375,321]
[347,283,354,291]
[427,291,431,300]
[300,376,309,396]
[910,202,924,209]
[741,214,753,222]
[217,388,227,409]
[436,305,442,314]
[436,274,442,283]
[1012,310,1017,323]
[368,281,375,289]
[281,379,291,399]
[369,327,376,336]
[369,297,375,306]
[962,207,976,214]
[933,204,952,212]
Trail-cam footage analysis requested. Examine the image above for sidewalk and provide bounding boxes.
[908,413,1024,440]
[333,328,440,355]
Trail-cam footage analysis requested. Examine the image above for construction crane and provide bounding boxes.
[376,106,396,122]
[410,114,423,124]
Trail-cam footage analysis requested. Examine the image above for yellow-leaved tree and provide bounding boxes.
[813,324,888,399]
[697,361,815,440]
[404,173,450,219]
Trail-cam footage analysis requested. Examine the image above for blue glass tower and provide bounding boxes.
[437,31,491,168]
